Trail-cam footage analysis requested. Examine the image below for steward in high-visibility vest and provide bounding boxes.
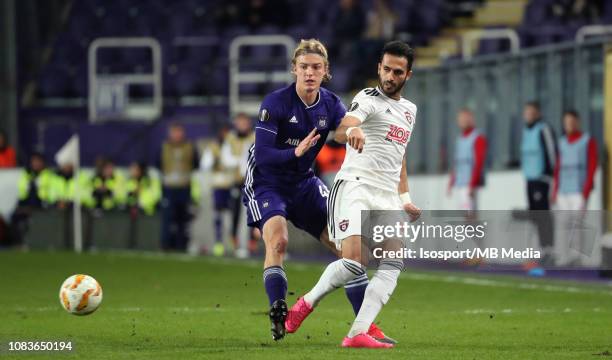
[91,159,126,210]
[126,162,161,215]
[50,163,94,208]
[17,153,54,207]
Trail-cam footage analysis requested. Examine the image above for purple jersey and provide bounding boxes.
[249,83,346,186]
[242,83,346,235]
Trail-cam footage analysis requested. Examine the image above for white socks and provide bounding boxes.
[303,258,365,307]
[348,259,403,337]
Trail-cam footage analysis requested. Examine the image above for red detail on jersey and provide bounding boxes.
[385,124,410,144]
[339,219,349,232]
[405,112,414,126]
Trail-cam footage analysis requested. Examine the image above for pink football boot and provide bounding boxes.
[285,297,313,333]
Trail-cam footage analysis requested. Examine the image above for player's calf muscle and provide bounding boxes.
[263,216,289,267]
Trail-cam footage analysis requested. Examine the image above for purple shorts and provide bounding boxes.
[242,175,329,239]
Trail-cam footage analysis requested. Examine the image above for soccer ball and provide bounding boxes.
[58,274,103,315]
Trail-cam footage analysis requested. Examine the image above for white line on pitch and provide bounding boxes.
[401,272,612,296]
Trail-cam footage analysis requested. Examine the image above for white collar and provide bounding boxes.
[296,86,320,109]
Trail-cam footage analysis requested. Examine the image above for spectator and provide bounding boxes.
[126,162,161,216]
[91,158,126,211]
[358,0,397,87]
[159,122,199,251]
[448,109,487,211]
[17,153,54,208]
[0,130,16,168]
[51,161,94,210]
[332,0,366,60]
[552,0,601,24]
[364,0,396,41]
[10,153,55,246]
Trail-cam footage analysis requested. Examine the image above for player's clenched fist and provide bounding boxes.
[294,128,321,157]
[346,127,365,153]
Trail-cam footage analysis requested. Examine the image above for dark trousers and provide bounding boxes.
[161,187,191,251]
[527,180,554,248]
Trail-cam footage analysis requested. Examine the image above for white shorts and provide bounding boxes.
[327,179,403,249]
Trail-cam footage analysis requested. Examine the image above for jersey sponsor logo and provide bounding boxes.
[405,111,414,126]
[385,124,410,145]
[259,109,269,122]
[317,115,328,129]
[348,102,359,112]
[285,138,300,146]
[339,219,349,232]
[289,115,298,124]
[385,108,392,114]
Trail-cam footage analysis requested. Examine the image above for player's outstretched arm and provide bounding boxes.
[335,116,365,152]
[334,115,362,144]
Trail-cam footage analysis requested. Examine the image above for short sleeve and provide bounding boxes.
[331,98,347,130]
[345,90,376,123]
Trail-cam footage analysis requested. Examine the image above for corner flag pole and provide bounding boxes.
[73,136,83,253]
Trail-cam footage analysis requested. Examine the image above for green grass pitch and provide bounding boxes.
[1,251,611,359]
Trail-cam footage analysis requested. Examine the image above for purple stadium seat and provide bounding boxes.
[167,12,196,36]
[38,66,71,98]
[173,67,203,95]
[218,26,251,61]
[72,69,88,98]
[478,38,509,55]
[605,2,612,24]
[120,47,153,67]
[207,64,229,95]
[287,25,313,41]
[256,25,281,35]
[328,65,351,93]
[239,83,261,96]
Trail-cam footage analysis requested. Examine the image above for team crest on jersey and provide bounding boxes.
[317,115,328,129]
[259,109,269,122]
[339,219,349,232]
[262,200,269,208]
[405,111,414,126]
[385,124,410,145]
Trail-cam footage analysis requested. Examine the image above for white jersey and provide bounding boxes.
[335,87,417,193]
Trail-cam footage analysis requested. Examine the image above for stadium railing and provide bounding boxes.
[88,37,162,122]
